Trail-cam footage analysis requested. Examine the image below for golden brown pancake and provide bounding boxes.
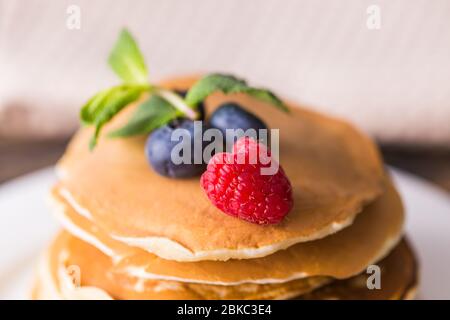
[300,240,418,300]
[37,232,331,300]
[49,177,403,284]
[32,235,417,300]
[55,76,385,261]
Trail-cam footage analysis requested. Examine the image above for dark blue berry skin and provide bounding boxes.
[145,119,207,178]
[208,102,267,143]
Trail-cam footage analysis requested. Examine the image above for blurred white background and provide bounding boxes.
[0,0,449,145]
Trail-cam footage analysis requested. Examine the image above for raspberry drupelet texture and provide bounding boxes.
[200,137,293,225]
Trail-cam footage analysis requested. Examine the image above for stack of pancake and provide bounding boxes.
[32,76,418,300]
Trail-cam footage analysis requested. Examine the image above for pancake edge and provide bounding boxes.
[48,192,404,285]
[55,183,361,262]
[32,238,418,300]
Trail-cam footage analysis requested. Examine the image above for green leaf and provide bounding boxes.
[85,85,146,150]
[185,74,246,106]
[108,29,148,84]
[185,73,289,112]
[108,95,180,138]
[80,88,112,125]
[236,87,289,113]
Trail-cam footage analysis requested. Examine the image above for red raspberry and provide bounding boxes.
[200,137,293,225]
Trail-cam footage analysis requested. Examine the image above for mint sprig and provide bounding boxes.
[185,74,289,113]
[82,84,148,149]
[108,95,180,138]
[80,28,155,149]
[80,30,289,150]
[108,29,149,84]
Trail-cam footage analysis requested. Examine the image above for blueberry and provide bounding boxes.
[208,102,267,147]
[145,119,207,178]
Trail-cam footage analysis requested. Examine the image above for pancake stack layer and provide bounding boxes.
[33,76,418,300]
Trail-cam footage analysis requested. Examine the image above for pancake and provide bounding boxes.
[32,235,417,300]
[49,177,403,284]
[35,231,330,300]
[300,240,418,300]
[55,75,385,261]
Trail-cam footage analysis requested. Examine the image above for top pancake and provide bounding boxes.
[56,76,385,261]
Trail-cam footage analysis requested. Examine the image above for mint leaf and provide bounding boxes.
[109,95,179,137]
[185,73,289,112]
[83,85,146,150]
[236,87,289,112]
[185,74,246,106]
[80,88,112,125]
[108,29,148,84]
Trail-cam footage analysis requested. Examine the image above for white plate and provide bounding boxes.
[0,167,449,299]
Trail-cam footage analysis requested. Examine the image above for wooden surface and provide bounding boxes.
[1,139,449,193]
[0,139,69,184]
